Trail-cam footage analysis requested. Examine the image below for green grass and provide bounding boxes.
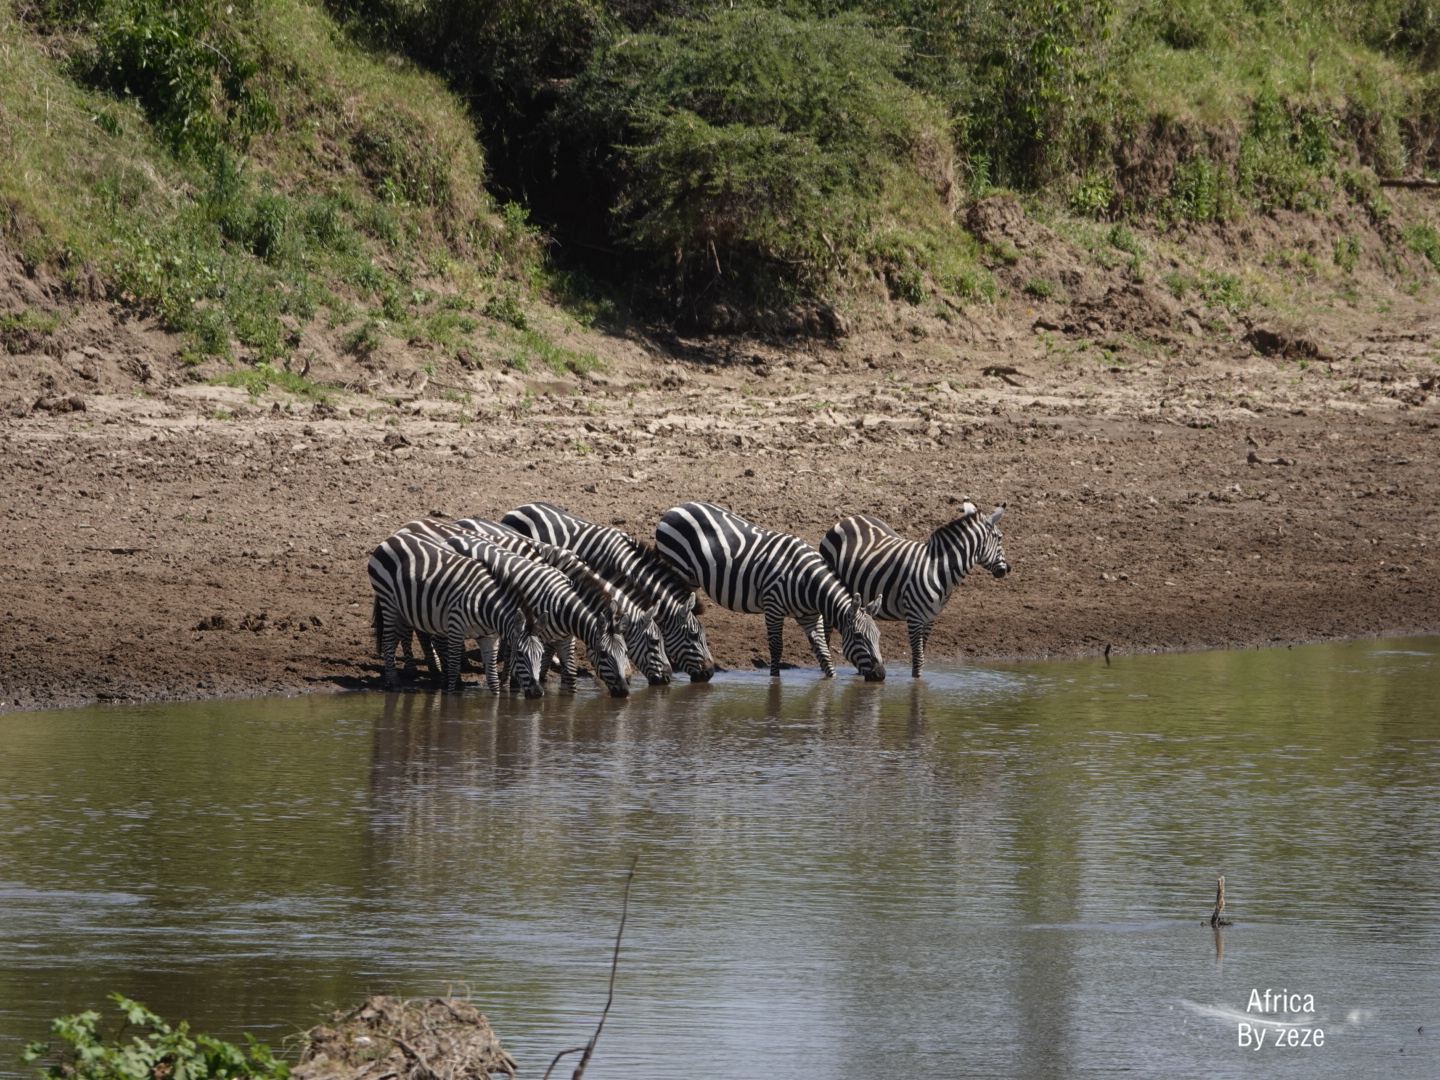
[509,330,603,377]
[0,0,545,379]
[212,362,336,400]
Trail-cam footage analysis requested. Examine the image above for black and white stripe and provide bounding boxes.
[443,531,636,697]
[450,517,670,686]
[820,503,1009,677]
[501,503,715,681]
[368,531,546,696]
[655,502,885,680]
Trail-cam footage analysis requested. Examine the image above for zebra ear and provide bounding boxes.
[861,594,883,617]
[961,501,978,517]
[989,506,1004,525]
[645,602,661,622]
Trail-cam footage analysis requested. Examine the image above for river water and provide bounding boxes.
[1,638,1438,1078]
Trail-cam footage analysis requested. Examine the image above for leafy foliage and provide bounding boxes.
[562,4,963,300]
[23,994,289,1080]
[80,0,276,160]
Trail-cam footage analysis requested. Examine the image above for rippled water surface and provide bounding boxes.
[2,638,1439,1078]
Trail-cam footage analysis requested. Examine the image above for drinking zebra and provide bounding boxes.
[368,530,546,696]
[447,516,672,686]
[655,502,885,681]
[443,531,637,697]
[819,503,1009,677]
[500,502,716,682]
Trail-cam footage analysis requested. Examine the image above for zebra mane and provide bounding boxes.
[936,503,982,532]
[565,561,620,624]
[504,574,542,637]
[632,536,700,596]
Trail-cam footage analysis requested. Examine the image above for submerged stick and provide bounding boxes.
[542,855,640,1080]
[1210,875,1226,928]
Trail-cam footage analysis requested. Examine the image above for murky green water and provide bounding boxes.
[1,638,1438,1078]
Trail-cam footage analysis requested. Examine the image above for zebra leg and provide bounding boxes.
[557,638,578,688]
[479,635,500,694]
[764,612,786,678]
[418,631,444,683]
[797,613,836,678]
[908,618,932,678]
[381,613,401,690]
[399,630,419,678]
[444,634,465,694]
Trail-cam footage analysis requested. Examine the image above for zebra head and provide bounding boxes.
[840,594,886,681]
[621,602,672,686]
[981,506,1010,578]
[511,628,548,699]
[590,613,633,698]
[661,592,716,682]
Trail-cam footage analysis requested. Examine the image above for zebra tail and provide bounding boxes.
[372,596,385,657]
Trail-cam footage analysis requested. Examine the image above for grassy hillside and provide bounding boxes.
[0,0,578,383]
[5,0,1440,360]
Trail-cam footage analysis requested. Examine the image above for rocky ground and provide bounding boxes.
[3,202,1439,711]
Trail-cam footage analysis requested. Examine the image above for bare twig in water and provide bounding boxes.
[541,1048,585,1080]
[1210,875,1226,928]
[542,854,640,1080]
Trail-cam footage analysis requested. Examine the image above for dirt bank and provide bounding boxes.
[4,277,1438,711]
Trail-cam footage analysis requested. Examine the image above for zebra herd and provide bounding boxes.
[368,500,1010,695]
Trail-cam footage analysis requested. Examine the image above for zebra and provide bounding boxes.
[819,503,1009,678]
[368,530,546,696]
[447,517,672,686]
[500,502,716,682]
[443,531,636,697]
[655,502,885,681]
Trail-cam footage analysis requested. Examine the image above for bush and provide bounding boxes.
[1070,173,1114,217]
[560,4,963,301]
[1334,233,1362,272]
[23,994,289,1080]
[82,0,275,160]
[1169,156,1229,223]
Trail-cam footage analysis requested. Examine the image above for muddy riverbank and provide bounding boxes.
[4,297,1438,710]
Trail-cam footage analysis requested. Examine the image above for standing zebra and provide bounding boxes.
[820,503,1009,678]
[368,530,546,696]
[449,516,671,686]
[444,531,636,697]
[501,503,716,682]
[655,502,885,681]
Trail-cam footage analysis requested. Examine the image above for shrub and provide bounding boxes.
[484,293,528,330]
[1406,222,1440,268]
[1070,173,1114,217]
[561,4,962,301]
[1107,222,1141,255]
[1169,156,1229,223]
[1333,234,1362,272]
[1024,278,1057,299]
[1238,95,1334,213]
[82,0,275,160]
[23,994,289,1080]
